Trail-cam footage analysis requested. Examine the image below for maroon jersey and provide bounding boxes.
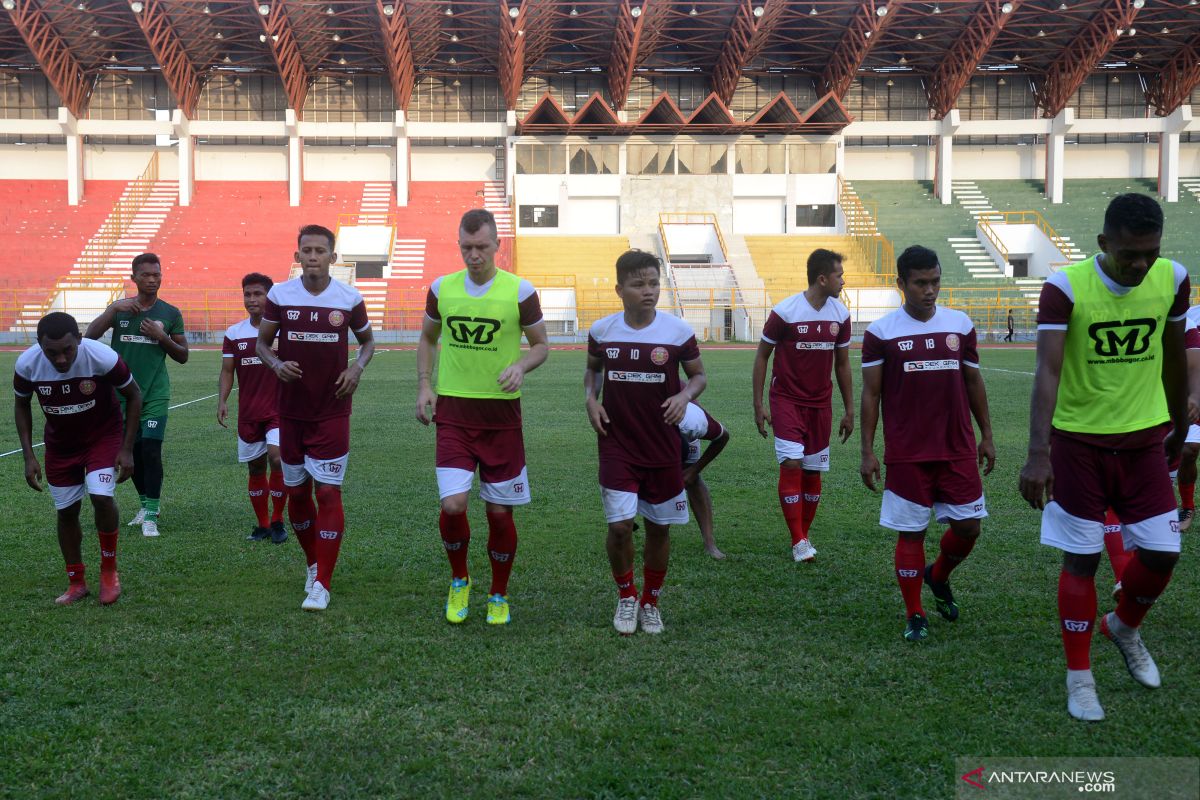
[13,338,132,449]
[588,311,701,468]
[263,277,369,421]
[223,318,279,423]
[862,306,979,464]
[762,293,852,408]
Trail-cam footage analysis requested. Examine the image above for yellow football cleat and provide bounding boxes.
[445,577,470,623]
[486,594,511,625]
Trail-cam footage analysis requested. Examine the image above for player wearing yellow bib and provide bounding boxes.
[1020,194,1190,722]
[416,209,549,626]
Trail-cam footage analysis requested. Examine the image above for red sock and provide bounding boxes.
[894,536,925,616]
[641,567,667,606]
[98,530,118,572]
[269,470,286,524]
[314,484,344,588]
[439,510,470,580]
[1114,554,1173,629]
[485,509,517,596]
[1180,482,1195,511]
[801,471,821,537]
[1103,509,1132,582]
[286,481,317,566]
[930,528,976,583]
[779,466,807,545]
[248,473,270,528]
[1058,570,1096,670]
[66,562,85,584]
[613,569,638,599]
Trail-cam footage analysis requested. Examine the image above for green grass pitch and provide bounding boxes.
[1,346,1196,799]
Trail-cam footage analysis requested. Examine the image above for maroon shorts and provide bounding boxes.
[45,429,122,488]
[771,399,831,467]
[435,423,526,484]
[237,415,280,446]
[884,459,983,507]
[279,416,350,486]
[599,458,684,504]
[1050,432,1176,525]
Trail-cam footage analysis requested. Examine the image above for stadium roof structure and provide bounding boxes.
[1,0,1199,121]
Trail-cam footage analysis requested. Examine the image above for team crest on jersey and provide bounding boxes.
[650,347,669,366]
[78,379,96,396]
[946,333,960,352]
[829,322,839,337]
[328,310,345,327]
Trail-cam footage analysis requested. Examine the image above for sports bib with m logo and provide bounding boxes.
[436,269,523,400]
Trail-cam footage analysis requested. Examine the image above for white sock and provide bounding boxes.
[1107,611,1136,638]
[1067,668,1094,685]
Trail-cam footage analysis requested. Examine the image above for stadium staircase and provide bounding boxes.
[1182,177,1200,203]
[358,182,392,224]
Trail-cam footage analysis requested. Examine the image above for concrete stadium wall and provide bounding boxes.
[410,147,495,181]
[195,146,287,181]
[304,147,393,181]
[85,146,178,180]
[0,144,65,179]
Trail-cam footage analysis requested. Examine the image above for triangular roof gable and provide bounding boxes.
[686,93,737,126]
[747,92,805,125]
[798,92,853,127]
[572,93,621,126]
[635,92,686,126]
[522,93,572,126]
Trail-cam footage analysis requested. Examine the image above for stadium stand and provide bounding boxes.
[743,234,884,303]
[514,236,630,329]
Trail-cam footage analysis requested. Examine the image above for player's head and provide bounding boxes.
[131,252,161,297]
[36,311,81,373]
[807,248,844,297]
[458,209,499,278]
[295,224,337,278]
[241,272,273,317]
[896,245,941,312]
[615,249,661,313]
[1098,193,1163,288]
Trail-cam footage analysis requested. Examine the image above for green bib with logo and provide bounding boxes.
[436,269,523,400]
[1054,256,1175,435]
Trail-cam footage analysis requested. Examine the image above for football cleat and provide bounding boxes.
[613,596,638,635]
[903,612,929,642]
[269,520,288,544]
[55,583,90,605]
[301,580,329,611]
[924,564,959,622]
[1179,508,1193,532]
[791,538,817,562]
[247,526,271,542]
[486,594,511,625]
[127,507,146,527]
[141,518,159,538]
[1101,612,1161,689]
[638,603,664,634]
[1066,672,1105,721]
[445,577,470,623]
[98,569,121,605]
[305,563,317,594]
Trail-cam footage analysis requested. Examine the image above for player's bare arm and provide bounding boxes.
[751,340,774,437]
[415,315,440,425]
[1162,317,1189,463]
[333,325,375,400]
[83,297,141,339]
[256,319,302,383]
[217,356,235,428]
[1019,329,1065,509]
[683,428,729,488]
[584,353,609,436]
[13,393,41,491]
[498,320,550,393]
[663,357,706,426]
[963,366,996,476]
[834,343,855,442]
[115,378,142,483]
[141,318,189,364]
[859,364,883,492]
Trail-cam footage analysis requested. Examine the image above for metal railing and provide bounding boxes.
[658,212,729,265]
[837,176,894,286]
[76,152,160,277]
[976,210,1075,268]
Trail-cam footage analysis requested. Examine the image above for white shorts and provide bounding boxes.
[683,440,702,465]
[602,487,688,526]
[1040,501,1181,555]
[436,466,531,506]
[282,453,348,487]
[774,437,830,471]
[237,427,280,463]
[49,468,117,510]
[880,489,988,533]
[1187,424,1200,445]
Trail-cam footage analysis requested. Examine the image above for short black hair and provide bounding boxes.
[37,311,80,343]
[132,252,160,274]
[807,248,844,285]
[1103,193,1163,238]
[297,224,336,250]
[896,245,940,282]
[615,249,661,284]
[242,272,274,290]
[460,208,497,238]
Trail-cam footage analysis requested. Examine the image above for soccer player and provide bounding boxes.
[14,312,142,605]
[679,401,729,560]
[1171,305,1200,532]
[752,248,853,562]
[218,273,287,544]
[86,252,188,538]
[1019,193,1189,722]
[860,245,995,643]
[586,249,706,635]
[415,208,548,626]
[256,224,375,612]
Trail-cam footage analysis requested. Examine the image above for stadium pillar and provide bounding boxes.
[1158,105,1190,203]
[58,107,83,206]
[286,109,302,207]
[933,111,959,206]
[173,111,193,207]
[394,110,408,208]
[1045,108,1072,205]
